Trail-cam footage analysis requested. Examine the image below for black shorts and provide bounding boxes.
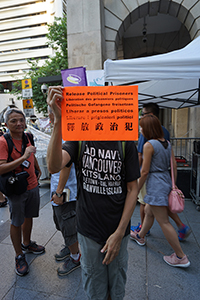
[8,185,40,226]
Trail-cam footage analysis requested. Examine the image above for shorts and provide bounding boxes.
[52,201,77,247]
[138,182,146,205]
[8,185,40,227]
[78,233,129,300]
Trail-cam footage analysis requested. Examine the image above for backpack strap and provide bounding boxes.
[25,132,35,146]
[76,141,86,201]
[117,141,126,161]
[122,141,125,160]
[3,133,14,162]
[78,141,86,162]
[26,132,34,146]
[117,141,126,180]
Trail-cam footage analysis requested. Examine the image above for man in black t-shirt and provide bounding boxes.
[47,86,140,300]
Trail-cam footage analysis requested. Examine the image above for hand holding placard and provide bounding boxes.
[47,86,63,121]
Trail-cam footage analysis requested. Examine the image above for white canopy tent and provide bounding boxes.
[104,36,200,109]
[135,78,199,109]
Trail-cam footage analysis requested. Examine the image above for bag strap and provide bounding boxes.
[3,133,14,162]
[26,132,34,146]
[78,141,86,161]
[117,141,126,161]
[122,141,125,160]
[170,152,176,189]
[167,141,175,189]
[3,132,30,170]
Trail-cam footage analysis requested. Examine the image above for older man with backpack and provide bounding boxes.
[0,108,45,276]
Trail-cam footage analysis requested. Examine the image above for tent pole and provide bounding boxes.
[198,79,200,104]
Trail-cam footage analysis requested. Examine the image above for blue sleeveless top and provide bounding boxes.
[144,139,172,206]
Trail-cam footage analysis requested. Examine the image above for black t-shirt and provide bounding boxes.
[62,141,140,244]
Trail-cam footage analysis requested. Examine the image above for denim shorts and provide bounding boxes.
[52,201,77,247]
[8,185,40,226]
[78,233,129,300]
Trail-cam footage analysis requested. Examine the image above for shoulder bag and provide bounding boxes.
[0,170,29,196]
[0,134,29,196]
[168,153,185,213]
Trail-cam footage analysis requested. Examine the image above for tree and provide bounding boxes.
[0,83,4,93]
[11,16,68,115]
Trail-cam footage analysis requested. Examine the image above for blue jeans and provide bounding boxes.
[78,233,129,300]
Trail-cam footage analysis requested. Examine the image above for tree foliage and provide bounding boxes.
[11,17,68,115]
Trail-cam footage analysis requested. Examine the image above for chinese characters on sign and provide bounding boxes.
[61,86,138,141]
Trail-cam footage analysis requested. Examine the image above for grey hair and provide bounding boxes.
[4,108,26,124]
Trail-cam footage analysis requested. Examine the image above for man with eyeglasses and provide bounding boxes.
[0,108,45,276]
[130,102,191,243]
[138,103,170,167]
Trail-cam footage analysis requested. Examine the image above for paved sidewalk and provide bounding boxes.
[0,183,199,300]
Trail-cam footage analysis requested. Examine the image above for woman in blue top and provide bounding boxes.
[131,114,190,268]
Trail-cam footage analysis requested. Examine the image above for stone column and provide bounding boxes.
[172,108,188,137]
[189,107,200,137]
[67,0,105,70]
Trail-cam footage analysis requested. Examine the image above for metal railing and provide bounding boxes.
[170,137,200,164]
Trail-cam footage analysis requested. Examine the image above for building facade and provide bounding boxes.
[67,0,200,138]
[0,0,66,90]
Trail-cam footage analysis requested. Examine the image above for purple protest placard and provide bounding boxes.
[61,67,87,87]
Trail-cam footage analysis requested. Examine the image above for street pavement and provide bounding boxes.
[0,183,199,300]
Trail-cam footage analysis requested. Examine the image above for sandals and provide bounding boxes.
[0,197,7,207]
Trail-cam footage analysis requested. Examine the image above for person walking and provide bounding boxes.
[0,128,7,207]
[0,108,45,276]
[131,114,190,268]
[131,102,191,242]
[46,86,140,300]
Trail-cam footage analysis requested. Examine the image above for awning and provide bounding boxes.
[104,36,200,108]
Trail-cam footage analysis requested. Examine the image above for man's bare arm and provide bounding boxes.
[51,165,72,205]
[46,86,71,174]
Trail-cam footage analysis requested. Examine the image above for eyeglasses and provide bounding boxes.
[141,112,150,116]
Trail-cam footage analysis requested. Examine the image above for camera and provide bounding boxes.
[41,83,48,95]
[142,28,147,36]
[8,176,16,184]
[143,37,147,43]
